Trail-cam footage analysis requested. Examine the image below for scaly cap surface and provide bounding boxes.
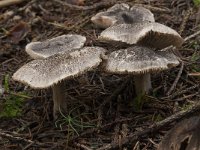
[26,34,86,59]
[91,3,154,28]
[99,22,183,49]
[103,46,180,74]
[13,47,106,88]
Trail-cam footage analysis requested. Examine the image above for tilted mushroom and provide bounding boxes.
[13,47,106,118]
[91,3,155,29]
[26,34,86,59]
[102,46,179,95]
[23,34,86,118]
[99,22,184,49]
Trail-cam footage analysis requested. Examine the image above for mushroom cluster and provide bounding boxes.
[13,34,106,118]
[92,3,184,96]
[13,3,184,119]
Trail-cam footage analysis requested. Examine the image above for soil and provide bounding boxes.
[0,0,200,149]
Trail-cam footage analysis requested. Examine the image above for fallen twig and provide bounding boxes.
[173,92,198,102]
[179,8,193,35]
[98,76,130,110]
[53,0,116,10]
[166,61,184,96]
[0,129,52,148]
[134,4,171,13]
[163,84,199,99]
[4,91,32,99]
[70,117,135,141]
[97,100,200,150]
[188,72,200,76]
[47,14,91,31]
[0,0,26,8]
[0,129,34,144]
[75,142,93,150]
[184,30,200,42]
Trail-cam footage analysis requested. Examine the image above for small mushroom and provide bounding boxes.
[103,46,179,95]
[91,3,155,29]
[13,47,106,118]
[99,22,184,49]
[26,34,86,59]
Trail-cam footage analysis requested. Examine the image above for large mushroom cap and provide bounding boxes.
[13,47,106,89]
[99,22,184,49]
[103,46,179,74]
[26,34,86,59]
[91,3,154,29]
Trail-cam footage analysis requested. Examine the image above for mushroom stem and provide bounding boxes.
[134,73,152,95]
[52,81,66,119]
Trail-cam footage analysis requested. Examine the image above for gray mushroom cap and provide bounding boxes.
[26,34,86,59]
[91,3,155,29]
[13,47,106,89]
[99,22,184,49]
[103,46,180,74]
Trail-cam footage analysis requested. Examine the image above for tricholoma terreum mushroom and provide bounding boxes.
[98,7,184,97]
[99,22,184,49]
[91,3,155,29]
[25,34,86,59]
[103,46,180,95]
[13,34,106,118]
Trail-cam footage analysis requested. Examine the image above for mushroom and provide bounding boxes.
[103,46,180,95]
[26,34,86,59]
[23,34,86,118]
[99,22,184,49]
[13,46,106,118]
[91,3,155,29]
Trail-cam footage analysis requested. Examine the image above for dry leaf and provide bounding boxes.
[158,116,200,150]
[7,21,30,44]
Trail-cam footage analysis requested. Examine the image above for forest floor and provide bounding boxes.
[0,0,200,149]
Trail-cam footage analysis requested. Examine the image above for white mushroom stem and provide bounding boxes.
[134,73,152,95]
[52,81,66,119]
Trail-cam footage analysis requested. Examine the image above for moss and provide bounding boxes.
[193,0,200,7]
[0,92,27,118]
[0,75,29,118]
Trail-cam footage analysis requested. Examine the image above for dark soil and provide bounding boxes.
[0,0,200,149]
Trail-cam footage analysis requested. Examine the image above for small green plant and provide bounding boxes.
[190,52,200,74]
[55,106,95,133]
[180,103,193,111]
[0,75,29,118]
[152,114,163,122]
[190,41,200,50]
[55,106,95,147]
[0,93,26,118]
[4,74,9,92]
[193,0,200,7]
[190,51,200,62]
